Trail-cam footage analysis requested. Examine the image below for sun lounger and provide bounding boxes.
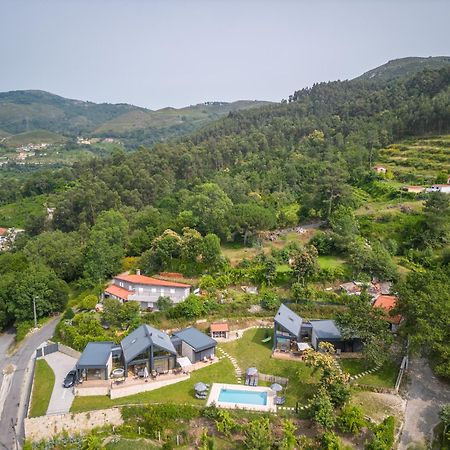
[195,393,207,399]
[261,336,272,343]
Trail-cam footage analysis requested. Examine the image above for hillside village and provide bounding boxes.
[0,58,449,450]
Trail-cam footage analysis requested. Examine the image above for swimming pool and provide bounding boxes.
[206,383,276,412]
[218,388,267,406]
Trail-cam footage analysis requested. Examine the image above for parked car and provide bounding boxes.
[63,369,77,388]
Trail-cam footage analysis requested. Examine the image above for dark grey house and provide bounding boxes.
[171,327,217,363]
[76,342,115,381]
[310,320,362,352]
[121,324,177,376]
[273,304,303,351]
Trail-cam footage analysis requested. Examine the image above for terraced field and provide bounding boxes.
[378,135,450,184]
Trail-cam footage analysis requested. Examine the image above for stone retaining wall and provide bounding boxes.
[24,408,123,442]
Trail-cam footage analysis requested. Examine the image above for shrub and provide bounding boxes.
[260,291,281,311]
[364,416,395,450]
[309,390,335,430]
[338,404,365,434]
[15,320,33,342]
[320,431,344,450]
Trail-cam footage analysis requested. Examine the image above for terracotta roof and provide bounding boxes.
[105,285,133,300]
[114,273,190,288]
[210,323,229,332]
[0,227,7,236]
[373,295,402,325]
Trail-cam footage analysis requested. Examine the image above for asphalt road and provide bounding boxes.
[399,358,450,449]
[0,318,59,450]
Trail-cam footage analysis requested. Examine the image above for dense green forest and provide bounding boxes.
[1,65,449,377]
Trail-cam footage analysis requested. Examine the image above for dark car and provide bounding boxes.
[63,369,77,388]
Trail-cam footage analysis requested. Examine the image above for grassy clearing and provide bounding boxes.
[340,358,399,388]
[0,194,48,228]
[29,359,55,417]
[221,328,318,406]
[71,358,236,413]
[318,255,347,270]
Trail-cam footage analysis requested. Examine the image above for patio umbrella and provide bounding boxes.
[194,382,208,392]
[271,383,283,392]
[246,367,258,376]
[143,366,149,378]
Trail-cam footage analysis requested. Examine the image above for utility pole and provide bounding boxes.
[33,296,38,328]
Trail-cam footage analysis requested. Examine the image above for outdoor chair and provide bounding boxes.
[245,377,250,385]
[275,396,286,405]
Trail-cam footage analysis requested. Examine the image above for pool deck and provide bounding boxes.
[206,383,276,413]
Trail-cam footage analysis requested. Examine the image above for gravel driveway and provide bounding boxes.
[43,352,78,415]
[399,358,450,448]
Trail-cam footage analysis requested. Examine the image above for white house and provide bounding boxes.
[426,184,450,194]
[105,270,191,310]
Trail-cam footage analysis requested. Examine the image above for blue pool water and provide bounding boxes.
[218,388,268,406]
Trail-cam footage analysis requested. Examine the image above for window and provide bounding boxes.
[138,287,143,293]
[160,288,165,293]
[119,282,124,287]
[151,288,157,293]
[170,288,175,294]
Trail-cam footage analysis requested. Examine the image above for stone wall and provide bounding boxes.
[24,408,123,442]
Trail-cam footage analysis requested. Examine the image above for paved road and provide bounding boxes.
[0,318,59,450]
[399,358,450,449]
[44,352,77,415]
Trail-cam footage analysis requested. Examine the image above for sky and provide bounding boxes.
[0,0,449,109]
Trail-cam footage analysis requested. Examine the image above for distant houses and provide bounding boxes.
[104,270,191,310]
[426,184,450,194]
[372,295,402,332]
[373,165,387,174]
[402,185,425,194]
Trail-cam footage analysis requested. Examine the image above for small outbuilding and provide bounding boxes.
[172,327,217,363]
[310,320,362,353]
[76,342,115,381]
[210,322,229,339]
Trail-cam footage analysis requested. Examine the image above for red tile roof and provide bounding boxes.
[114,274,190,288]
[105,285,133,300]
[373,295,402,325]
[0,227,7,236]
[210,323,229,332]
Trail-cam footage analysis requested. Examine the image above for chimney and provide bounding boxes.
[136,268,141,276]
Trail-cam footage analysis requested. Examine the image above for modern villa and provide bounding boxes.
[76,324,216,380]
[273,304,362,353]
[104,270,191,310]
[273,303,304,351]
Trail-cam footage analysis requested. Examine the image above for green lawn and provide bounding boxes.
[221,328,318,406]
[71,358,236,413]
[29,359,55,417]
[318,255,347,270]
[341,358,399,388]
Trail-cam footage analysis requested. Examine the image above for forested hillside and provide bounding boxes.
[0,66,449,378]
[0,90,270,147]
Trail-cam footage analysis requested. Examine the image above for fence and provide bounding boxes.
[36,342,81,359]
[395,355,408,393]
[259,373,289,386]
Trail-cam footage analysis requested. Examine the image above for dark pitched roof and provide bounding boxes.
[77,342,114,369]
[274,304,303,337]
[172,327,217,352]
[121,324,176,363]
[310,320,342,340]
